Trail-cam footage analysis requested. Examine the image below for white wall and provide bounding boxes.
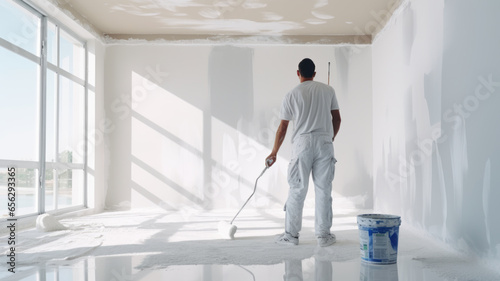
[104,43,373,212]
[373,0,500,258]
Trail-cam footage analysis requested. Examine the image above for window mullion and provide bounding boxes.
[56,25,60,69]
[0,37,40,64]
[38,15,48,215]
[54,24,60,211]
[83,42,88,208]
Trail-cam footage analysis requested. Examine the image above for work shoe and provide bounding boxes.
[317,233,336,247]
[275,232,299,246]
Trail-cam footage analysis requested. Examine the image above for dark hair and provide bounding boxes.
[298,58,315,78]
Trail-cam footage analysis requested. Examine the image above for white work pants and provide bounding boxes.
[285,133,336,238]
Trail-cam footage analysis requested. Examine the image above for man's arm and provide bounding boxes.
[265,120,289,167]
[332,110,341,141]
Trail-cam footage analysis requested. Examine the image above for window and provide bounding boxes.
[0,0,87,218]
[45,22,86,211]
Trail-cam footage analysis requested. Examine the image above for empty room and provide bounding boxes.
[1,0,499,280]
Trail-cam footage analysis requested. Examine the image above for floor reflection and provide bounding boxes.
[359,262,398,281]
[0,255,469,281]
[284,258,335,281]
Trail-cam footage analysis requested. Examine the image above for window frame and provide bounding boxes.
[0,0,88,218]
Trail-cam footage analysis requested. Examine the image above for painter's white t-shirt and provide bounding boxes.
[280,81,339,142]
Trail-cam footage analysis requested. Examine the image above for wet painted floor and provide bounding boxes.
[0,208,499,280]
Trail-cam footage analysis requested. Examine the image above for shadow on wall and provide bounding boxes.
[209,46,254,127]
[120,45,283,212]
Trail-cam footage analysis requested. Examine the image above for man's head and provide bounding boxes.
[297,58,316,81]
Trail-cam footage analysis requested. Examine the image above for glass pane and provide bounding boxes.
[45,168,55,211]
[0,0,40,56]
[46,269,57,280]
[60,29,84,79]
[0,168,11,218]
[16,168,37,216]
[0,167,37,217]
[46,70,57,162]
[59,76,85,164]
[47,21,58,65]
[0,47,39,161]
[58,169,83,208]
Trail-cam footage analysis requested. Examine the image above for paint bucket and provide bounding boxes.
[357,214,401,264]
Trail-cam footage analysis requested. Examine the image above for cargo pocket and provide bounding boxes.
[328,157,337,182]
[287,157,301,185]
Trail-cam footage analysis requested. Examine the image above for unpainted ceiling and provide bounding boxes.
[60,0,402,40]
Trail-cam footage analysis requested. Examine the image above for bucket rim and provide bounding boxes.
[357,214,401,220]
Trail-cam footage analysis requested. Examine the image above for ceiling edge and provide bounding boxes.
[372,0,410,43]
[104,34,372,45]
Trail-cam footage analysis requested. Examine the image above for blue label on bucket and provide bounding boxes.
[358,214,401,264]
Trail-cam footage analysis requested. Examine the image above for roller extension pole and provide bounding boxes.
[229,166,268,225]
[218,160,272,239]
[328,62,331,85]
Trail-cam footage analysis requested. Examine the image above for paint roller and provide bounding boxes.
[218,159,272,239]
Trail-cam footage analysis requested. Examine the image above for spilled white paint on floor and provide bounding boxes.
[35,214,68,232]
[1,208,499,280]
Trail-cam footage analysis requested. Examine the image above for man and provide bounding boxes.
[266,58,341,247]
